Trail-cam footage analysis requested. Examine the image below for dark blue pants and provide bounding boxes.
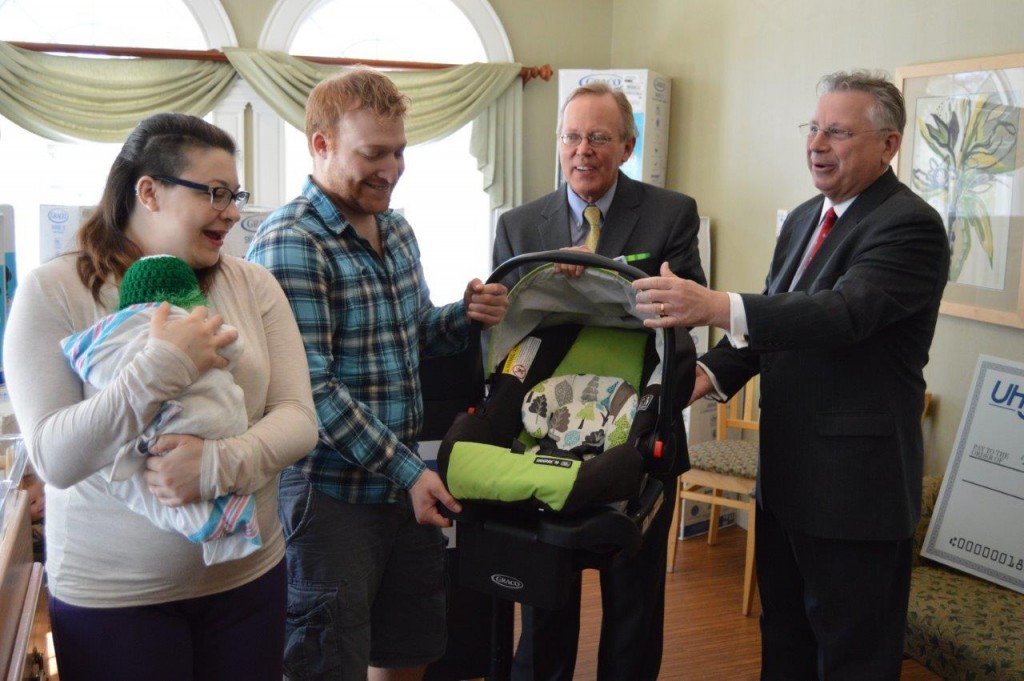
[49,559,287,681]
[756,504,912,681]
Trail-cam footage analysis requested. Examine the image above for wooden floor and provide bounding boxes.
[32,525,942,680]
[567,525,942,680]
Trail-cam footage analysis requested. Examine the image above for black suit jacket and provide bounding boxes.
[701,168,949,541]
[493,172,706,287]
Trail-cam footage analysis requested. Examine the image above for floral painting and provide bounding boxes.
[897,56,1024,329]
[912,85,1017,287]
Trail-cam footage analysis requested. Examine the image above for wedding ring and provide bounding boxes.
[659,303,666,316]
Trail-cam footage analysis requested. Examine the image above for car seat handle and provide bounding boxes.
[488,250,647,285]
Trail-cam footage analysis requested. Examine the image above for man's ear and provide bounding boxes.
[136,176,159,212]
[311,131,330,158]
[882,131,902,166]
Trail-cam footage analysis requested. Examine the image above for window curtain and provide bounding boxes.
[0,40,523,210]
[223,48,522,209]
[0,41,236,143]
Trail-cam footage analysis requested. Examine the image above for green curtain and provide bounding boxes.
[223,48,523,208]
[0,41,236,142]
[0,41,523,209]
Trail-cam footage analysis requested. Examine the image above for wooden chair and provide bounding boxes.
[667,376,760,616]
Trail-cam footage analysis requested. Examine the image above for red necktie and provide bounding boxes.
[804,207,837,267]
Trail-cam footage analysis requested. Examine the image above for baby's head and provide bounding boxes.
[119,255,208,311]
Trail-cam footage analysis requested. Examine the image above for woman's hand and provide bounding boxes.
[149,303,238,373]
[143,433,204,506]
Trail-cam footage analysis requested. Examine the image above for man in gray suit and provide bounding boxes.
[633,70,950,680]
[494,82,705,681]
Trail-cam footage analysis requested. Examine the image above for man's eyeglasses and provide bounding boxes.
[799,123,891,141]
[558,132,618,148]
[153,175,250,211]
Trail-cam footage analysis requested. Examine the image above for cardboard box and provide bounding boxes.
[557,69,672,187]
[680,485,737,539]
[221,207,273,258]
[39,204,92,264]
[0,206,16,387]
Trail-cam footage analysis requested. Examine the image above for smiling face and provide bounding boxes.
[558,92,636,204]
[130,147,241,270]
[311,106,406,223]
[806,90,901,203]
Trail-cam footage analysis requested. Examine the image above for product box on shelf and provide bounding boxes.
[221,207,273,258]
[39,204,93,264]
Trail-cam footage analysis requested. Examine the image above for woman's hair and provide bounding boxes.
[76,112,237,301]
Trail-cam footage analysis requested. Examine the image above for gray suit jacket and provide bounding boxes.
[701,168,950,541]
[493,172,706,288]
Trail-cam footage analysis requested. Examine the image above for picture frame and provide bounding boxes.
[896,53,1024,329]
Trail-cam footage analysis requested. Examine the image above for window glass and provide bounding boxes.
[0,0,210,275]
[285,0,492,304]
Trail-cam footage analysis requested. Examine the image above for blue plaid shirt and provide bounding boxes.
[247,177,470,504]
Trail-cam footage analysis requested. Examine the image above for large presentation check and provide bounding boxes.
[923,355,1024,594]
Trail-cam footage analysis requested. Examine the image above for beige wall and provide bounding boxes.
[219,0,1024,474]
[605,0,1024,475]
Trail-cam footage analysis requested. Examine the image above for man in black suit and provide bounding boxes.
[494,82,705,681]
[633,70,950,680]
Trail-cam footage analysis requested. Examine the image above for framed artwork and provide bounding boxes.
[896,53,1024,329]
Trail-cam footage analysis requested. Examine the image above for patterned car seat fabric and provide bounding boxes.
[522,373,638,460]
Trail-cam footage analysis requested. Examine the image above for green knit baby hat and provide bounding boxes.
[119,255,208,311]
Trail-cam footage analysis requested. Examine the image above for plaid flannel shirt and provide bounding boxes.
[247,177,469,504]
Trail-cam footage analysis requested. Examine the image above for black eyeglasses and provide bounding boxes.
[558,132,618,147]
[798,123,892,141]
[152,175,250,211]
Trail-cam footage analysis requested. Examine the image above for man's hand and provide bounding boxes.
[149,303,238,372]
[143,433,204,506]
[552,245,591,278]
[408,469,463,528]
[633,262,731,329]
[689,365,714,406]
[464,279,509,328]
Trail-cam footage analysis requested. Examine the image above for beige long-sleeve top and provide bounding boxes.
[4,254,318,607]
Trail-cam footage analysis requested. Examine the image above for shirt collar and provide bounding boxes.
[566,179,618,225]
[822,195,857,222]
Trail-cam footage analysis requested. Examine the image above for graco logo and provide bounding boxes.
[47,208,70,224]
[491,574,524,590]
[239,215,265,234]
[579,74,623,88]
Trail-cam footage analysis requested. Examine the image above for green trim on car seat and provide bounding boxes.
[552,326,647,392]
[447,441,581,512]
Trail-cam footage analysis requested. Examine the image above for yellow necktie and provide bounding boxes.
[583,204,602,251]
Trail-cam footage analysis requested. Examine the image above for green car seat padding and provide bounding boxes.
[441,324,650,513]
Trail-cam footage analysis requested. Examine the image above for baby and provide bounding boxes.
[61,254,259,565]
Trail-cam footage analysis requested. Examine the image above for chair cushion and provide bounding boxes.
[687,439,758,479]
[522,373,637,460]
[906,564,1024,680]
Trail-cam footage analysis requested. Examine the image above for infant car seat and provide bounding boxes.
[433,250,696,681]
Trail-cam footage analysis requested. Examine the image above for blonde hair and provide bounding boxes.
[558,81,638,140]
[304,69,410,152]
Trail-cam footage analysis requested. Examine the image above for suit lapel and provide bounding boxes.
[771,200,823,294]
[537,190,573,251]
[795,169,902,288]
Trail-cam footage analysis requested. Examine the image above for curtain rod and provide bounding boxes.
[7,41,554,85]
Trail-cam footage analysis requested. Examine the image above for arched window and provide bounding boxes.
[263,0,513,302]
[0,0,236,276]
